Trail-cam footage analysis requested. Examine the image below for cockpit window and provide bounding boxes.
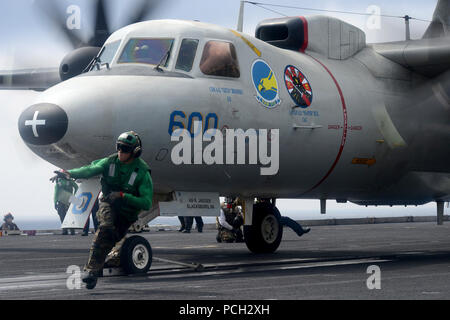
[98,40,121,65]
[175,39,199,72]
[199,41,240,78]
[118,38,174,66]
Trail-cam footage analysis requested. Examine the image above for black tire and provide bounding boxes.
[120,235,152,274]
[244,202,283,253]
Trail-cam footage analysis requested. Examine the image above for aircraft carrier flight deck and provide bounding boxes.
[0,221,450,300]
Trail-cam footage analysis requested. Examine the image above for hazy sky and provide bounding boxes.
[0,0,444,223]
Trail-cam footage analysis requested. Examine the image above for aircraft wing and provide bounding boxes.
[0,68,60,91]
[371,36,450,78]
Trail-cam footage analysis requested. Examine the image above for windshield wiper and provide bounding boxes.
[154,44,173,72]
[83,46,105,73]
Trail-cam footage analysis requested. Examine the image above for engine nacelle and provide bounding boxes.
[59,46,101,81]
[256,16,366,60]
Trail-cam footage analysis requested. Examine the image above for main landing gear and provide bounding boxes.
[244,200,283,253]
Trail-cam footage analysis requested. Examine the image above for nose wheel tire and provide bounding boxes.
[120,235,152,274]
[244,202,283,253]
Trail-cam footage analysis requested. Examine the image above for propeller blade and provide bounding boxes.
[128,0,159,24]
[89,0,110,47]
[87,0,163,47]
[34,0,85,49]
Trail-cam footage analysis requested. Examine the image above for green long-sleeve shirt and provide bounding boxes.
[68,154,153,222]
[54,178,78,206]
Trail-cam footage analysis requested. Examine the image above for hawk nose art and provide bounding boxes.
[18,103,68,145]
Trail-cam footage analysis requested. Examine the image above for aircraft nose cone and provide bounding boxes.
[18,103,68,145]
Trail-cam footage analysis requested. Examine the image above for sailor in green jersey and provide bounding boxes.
[51,131,153,289]
[54,176,78,235]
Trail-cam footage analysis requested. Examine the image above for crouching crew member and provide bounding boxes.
[1,213,20,231]
[216,198,244,243]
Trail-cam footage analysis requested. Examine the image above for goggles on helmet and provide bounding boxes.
[116,143,134,153]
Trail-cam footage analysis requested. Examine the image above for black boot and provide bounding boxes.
[82,271,98,290]
[296,227,311,237]
[178,217,186,232]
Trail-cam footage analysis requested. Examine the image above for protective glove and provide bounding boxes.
[103,192,124,204]
[50,170,71,183]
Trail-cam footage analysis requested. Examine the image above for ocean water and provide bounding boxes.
[15,216,218,231]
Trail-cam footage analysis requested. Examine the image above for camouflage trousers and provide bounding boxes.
[85,201,133,273]
[217,227,244,243]
[217,228,236,243]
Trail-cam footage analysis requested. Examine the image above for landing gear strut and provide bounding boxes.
[244,201,283,253]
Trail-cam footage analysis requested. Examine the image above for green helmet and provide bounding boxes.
[116,131,142,157]
[117,132,138,145]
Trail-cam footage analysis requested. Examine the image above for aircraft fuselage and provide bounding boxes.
[18,20,450,205]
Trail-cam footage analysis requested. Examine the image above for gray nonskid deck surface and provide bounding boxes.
[0,222,449,300]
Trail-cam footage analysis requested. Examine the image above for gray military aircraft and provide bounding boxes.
[2,0,449,255]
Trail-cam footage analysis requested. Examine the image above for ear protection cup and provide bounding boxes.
[133,133,142,158]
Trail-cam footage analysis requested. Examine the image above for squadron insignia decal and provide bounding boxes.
[284,65,313,108]
[251,59,281,108]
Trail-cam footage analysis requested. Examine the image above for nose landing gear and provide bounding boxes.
[105,235,152,275]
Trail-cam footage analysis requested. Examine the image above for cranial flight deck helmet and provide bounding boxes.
[3,213,13,222]
[116,131,142,158]
[224,197,236,209]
